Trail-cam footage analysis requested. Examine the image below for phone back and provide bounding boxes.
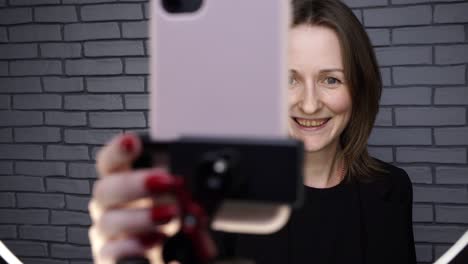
[150,0,290,140]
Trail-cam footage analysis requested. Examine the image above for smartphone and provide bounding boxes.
[148,0,302,235]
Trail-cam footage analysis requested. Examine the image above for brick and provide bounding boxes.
[400,166,432,184]
[375,107,393,126]
[125,94,148,110]
[13,94,62,109]
[46,178,90,194]
[0,193,15,207]
[393,25,464,44]
[41,43,82,58]
[15,127,61,142]
[352,9,362,23]
[381,87,431,106]
[0,111,42,126]
[0,62,7,76]
[369,128,431,146]
[436,205,468,224]
[81,4,143,21]
[0,209,48,224]
[84,40,144,57]
[0,176,44,192]
[380,67,391,86]
[413,186,468,203]
[0,77,41,93]
[65,129,120,145]
[0,225,16,239]
[0,27,6,42]
[435,87,468,105]
[0,95,10,109]
[434,3,468,23]
[89,112,146,128]
[394,66,465,85]
[66,195,90,211]
[395,107,465,126]
[436,167,468,184]
[35,6,77,23]
[68,227,90,245]
[64,95,123,110]
[125,58,149,74]
[366,29,390,46]
[368,147,393,162]
[19,226,66,242]
[66,59,122,75]
[86,76,144,93]
[10,0,59,5]
[51,244,92,259]
[414,225,466,243]
[364,6,431,27]
[69,162,98,179]
[3,241,47,257]
[392,0,459,3]
[397,147,466,164]
[413,204,433,222]
[46,145,89,161]
[0,161,13,174]
[144,2,150,19]
[17,193,65,208]
[376,47,431,67]
[0,44,37,59]
[0,128,12,143]
[342,0,388,7]
[435,245,451,261]
[9,24,61,42]
[415,244,432,263]
[16,161,65,176]
[0,8,32,25]
[10,60,62,76]
[0,0,4,6]
[51,210,91,225]
[64,22,120,41]
[45,111,87,126]
[435,45,468,65]
[43,77,84,92]
[435,127,468,145]
[122,21,148,38]
[0,144,43,160]
[22,259,67,264]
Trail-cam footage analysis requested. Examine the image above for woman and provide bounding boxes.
[89,0,416,263]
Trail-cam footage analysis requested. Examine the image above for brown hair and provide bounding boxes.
[292,0,386,180]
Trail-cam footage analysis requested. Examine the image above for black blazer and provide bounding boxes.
[224,160,416,264]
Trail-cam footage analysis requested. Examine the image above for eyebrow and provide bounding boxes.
[289,68,344,74]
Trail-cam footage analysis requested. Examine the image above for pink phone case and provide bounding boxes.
[150,0,290,141]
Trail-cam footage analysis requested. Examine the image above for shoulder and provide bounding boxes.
[359,158,413,204]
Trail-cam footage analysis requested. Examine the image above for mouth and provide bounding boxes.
[292,117,331,129]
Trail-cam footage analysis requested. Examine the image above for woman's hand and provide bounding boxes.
[89,133,181,264]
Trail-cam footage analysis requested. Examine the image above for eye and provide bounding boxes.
[324,77,341,85]
[289,75,298,87]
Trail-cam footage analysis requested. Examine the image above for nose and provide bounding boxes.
[299,82,321,114]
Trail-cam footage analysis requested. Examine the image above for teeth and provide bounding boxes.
[297,119,327,127]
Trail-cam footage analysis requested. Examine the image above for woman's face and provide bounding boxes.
[288,24,352,153]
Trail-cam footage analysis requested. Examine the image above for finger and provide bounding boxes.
[93,169,182,209]
[96,133,143,177]
[97,232,165,264]
[98,205,179,239]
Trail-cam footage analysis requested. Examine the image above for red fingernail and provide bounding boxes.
[151,205,179,223]
[138,232,166,248]
[120,134,135,154]
[145,173,184,194]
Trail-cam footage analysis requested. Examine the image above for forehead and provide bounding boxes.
[288,24,343,71]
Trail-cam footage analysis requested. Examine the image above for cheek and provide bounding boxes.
[326,90,352,116]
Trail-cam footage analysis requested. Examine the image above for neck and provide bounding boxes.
[303,140,343,188]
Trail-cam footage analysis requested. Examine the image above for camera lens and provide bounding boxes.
[161,0,203,14]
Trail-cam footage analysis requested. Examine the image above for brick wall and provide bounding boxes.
[0,0,466,263]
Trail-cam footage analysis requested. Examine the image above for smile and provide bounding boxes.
[293,117,331,128]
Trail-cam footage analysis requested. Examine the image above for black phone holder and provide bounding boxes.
[118,133,304,264]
